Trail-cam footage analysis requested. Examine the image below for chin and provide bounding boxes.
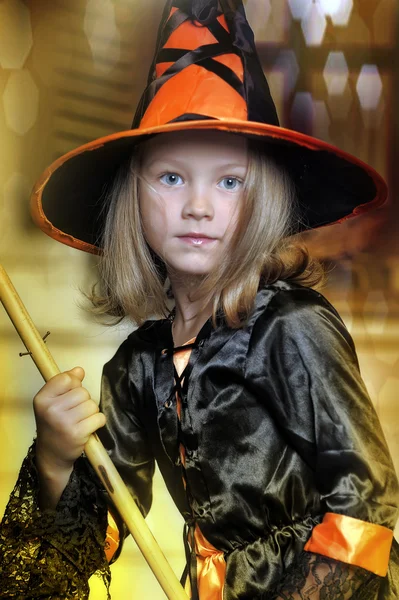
[170,263,214,279]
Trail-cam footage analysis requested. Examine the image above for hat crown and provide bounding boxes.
[132,0,279,130]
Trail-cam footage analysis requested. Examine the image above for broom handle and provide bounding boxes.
[0,263,189,600]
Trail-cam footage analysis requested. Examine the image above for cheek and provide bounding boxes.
[220,199,241,236]
[139,189,168,251]
[141,211,164,250]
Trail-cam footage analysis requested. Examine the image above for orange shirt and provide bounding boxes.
[174,341,226,600]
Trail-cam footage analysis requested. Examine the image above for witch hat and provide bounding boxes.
[31,0,387,255]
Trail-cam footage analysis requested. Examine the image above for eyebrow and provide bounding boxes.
[144,158,247,171]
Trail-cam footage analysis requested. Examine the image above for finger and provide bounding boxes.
[55,386,92,411]
[68,398,101,423]
[75,412,107,442]
[36,369,85,399]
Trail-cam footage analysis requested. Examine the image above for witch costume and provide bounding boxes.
[1,1,398,599]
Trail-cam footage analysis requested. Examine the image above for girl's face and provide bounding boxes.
[139,130,248,280]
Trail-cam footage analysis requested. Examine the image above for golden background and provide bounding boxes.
[0,1,398,598]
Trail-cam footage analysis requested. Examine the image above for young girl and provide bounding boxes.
[1,1,398,599]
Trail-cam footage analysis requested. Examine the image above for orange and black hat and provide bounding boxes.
[31,0,387,255]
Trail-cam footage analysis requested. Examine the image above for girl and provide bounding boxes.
[1,1,398,599]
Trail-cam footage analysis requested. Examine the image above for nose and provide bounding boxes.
[182,184,214,220]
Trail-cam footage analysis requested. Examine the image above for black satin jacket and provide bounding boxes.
[98,281,399,599]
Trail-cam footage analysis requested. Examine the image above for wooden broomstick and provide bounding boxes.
[0,263,189,600]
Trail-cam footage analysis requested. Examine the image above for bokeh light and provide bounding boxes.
[323,52,349,95]
[301,3,327,46]
[319,0,353,25]
[3,71,39,136]
[356,64,383,110]
[244,0,272,35]
[0,0,32,69]
[288,0,312,20]
[273,50,300,95]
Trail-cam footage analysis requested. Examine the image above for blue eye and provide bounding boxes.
[219,177,242,191]
[160,173,183,186]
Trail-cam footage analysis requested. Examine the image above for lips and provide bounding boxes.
[178,232,215,238]
[177,233,217,246]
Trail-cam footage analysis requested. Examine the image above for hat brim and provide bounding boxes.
[31,119,387,255]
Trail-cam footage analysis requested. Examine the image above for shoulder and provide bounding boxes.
[253,280,339,319]
[249,280,357,359]
[104,318,167,367]
[252,280,343,327]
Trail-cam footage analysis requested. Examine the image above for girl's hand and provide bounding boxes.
[34,366,106,475]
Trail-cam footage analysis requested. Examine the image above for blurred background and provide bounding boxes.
[0,0,398,598]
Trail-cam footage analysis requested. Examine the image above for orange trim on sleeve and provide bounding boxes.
[304,512,393,576]
[104,512,120,563]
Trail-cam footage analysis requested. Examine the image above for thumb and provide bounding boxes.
[68,366,85,381]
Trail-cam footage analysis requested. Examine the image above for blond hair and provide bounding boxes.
[89,138,323,327]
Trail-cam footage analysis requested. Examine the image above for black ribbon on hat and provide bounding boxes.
[191,0,219,24]
[220,0,279,125]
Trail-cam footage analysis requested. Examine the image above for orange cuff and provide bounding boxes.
[304,512,393,576]
[104,511,120,563]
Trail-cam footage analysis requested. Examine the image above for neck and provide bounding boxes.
[170,275,213,346]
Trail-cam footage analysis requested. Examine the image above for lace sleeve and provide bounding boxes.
[269,552,381,600]
[0,442,111,600]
